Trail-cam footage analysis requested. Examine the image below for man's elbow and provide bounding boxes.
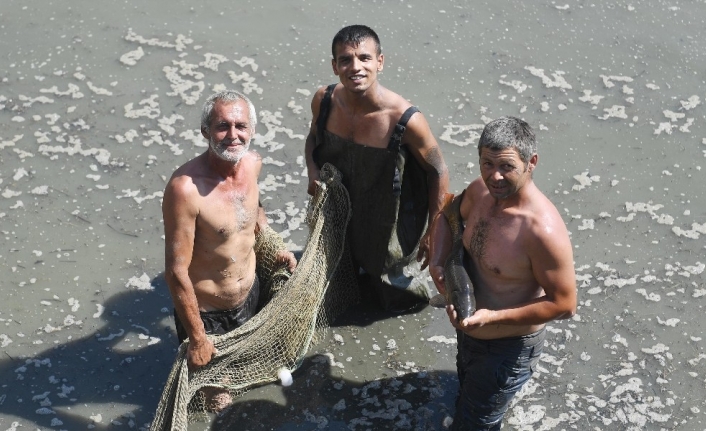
[555,300,577,320]
[164,270,179,290]
[556,308,576,320]
[426,164,447,181]
[164,266,188,287]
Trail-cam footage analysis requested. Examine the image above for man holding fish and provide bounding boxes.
[428,116,577,430]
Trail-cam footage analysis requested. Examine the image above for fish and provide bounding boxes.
[429,192,476,322]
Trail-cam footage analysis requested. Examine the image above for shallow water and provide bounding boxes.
[1,0,705,430]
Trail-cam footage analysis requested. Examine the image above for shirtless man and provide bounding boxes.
[428,116,577,430]
[162,90,296,375]
[304,25,448,311]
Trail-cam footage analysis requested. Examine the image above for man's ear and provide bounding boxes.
[528,153,538,172]
[332,58,339,76]
[377,53,384,72]
[201,127,210,141]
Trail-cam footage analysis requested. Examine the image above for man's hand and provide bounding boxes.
[275,250,297,273]
[186,338,217,371]
[307,166,321,196]
[416,231,431,269]
[446,305,494,334]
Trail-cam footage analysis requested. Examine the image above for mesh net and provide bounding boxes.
[149,163,359,431]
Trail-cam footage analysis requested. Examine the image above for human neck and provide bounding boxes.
[342,81,385,110]
[208,151,243,179]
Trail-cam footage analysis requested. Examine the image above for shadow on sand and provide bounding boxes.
[208,302,457,431]
[0,274,177,430]
[1,266,452,430]
[210,357,457,431]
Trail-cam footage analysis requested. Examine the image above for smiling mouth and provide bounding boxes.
[489,183,506,192]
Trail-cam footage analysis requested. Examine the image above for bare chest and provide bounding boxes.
[463,215,531,280]
[198,187,259,240]
[327,109,395,148]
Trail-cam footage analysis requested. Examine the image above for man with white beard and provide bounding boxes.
[162,90,296,409]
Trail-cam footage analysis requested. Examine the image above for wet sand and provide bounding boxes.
[1,0,705,430]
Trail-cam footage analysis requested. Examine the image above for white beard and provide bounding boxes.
[209,136,251,164]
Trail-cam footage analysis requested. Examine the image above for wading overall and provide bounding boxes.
[313,84,430,311]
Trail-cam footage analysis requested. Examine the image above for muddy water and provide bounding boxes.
[1,0,705,430]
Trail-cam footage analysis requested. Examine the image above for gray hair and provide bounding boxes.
[200,90,257,132]
[478,116,536,164]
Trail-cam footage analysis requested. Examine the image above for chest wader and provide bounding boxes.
[313,84,430,311]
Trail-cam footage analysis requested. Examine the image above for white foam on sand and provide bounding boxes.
[124,94,160,119]
[439,123,484,147]
[579,89,603,105]
[124,29,193,51]
[571,171,600,191]
[119,46,145,66]
[524,66,572,90]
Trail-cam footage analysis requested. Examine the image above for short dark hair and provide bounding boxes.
[331,25,381,59]
[478,116,537,164]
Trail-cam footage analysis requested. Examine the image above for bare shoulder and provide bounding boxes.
[242,149,262,163]
[309,85,331,129]
[312,85,329,106]
[404,108,432,135]
[466,178,489,201]
[535,189,566,227]
[162,158,208,220]
[379,87,413,117]
[317,84,333,96]
[313,83,339,109]
[389,95,434,146]
[526,188,571,246]
[458,178,486,218]
[165,154,208,192]
[523,187,575,295]
[239,150,263,178]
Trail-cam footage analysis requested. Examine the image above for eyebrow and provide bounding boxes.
[481,156,518,164]
[215,120,249,127]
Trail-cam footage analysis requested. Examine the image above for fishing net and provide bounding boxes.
[149,163,359,431]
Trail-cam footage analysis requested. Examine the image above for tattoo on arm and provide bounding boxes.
[425,146,446,178]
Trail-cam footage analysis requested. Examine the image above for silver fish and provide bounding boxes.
[429,193,476,321]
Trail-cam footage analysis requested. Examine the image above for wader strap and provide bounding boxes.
[390,106,420,196]
[387,106,420,152]
[315,84,337,147]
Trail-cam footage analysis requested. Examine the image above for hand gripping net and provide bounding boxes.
[149,163,359,431]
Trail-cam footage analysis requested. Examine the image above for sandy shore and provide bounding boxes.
[1,1,705,430]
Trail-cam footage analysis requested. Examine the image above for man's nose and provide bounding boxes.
[225,125,238,139]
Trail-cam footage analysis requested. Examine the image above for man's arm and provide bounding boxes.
[162,175,216,370]
[256,204,297,272]
[453,208,577,331]
[401,113,450,268]
[427,194,455,295]
[304,87,327,196]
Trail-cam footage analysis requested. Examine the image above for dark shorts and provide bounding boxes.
[174,275,260,344]
[452,328,546,431]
